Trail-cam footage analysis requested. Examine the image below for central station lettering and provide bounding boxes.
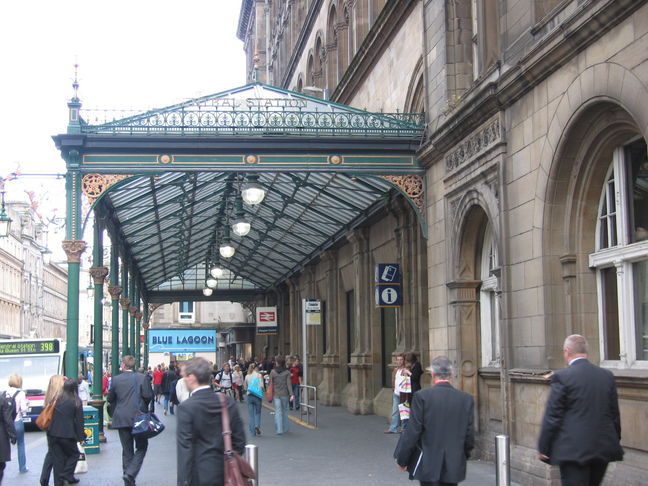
[206,98,308,109]
[151,335,215,345]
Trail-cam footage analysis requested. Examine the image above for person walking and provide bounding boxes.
[7,374,28,473]
[213,363,234,397]
[289,357,302,411]
[176,357,246,486]
[0,388,17,485]
[395,356,474,486]
[160,364,176,415]
[77,374,90,406]
[538,334,623,486]
[232,365,244,402]
[47,379,84,486]
[269,356,293,435]
[107,355,153,486]
[152,366,163,404]
[385,354,405,434]
[40,374,66,486]
[244,363,264,436]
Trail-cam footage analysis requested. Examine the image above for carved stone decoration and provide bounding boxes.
[379,175,425,213]
[89,266,109,285]
[449,197,462,222]
[119,298,131,311]
[445,117,502,172]
[62,240,87,263]
[128,306,138,317]
[81,174,132,205]
[107,285,122,301]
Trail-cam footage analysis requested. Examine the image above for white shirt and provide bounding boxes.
[175,378,190,403]
[7,387,28,421]
[189,385,211,397]
[395,369,410,395]
[78,380,91,402]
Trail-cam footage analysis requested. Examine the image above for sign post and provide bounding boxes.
[301,299,321,387]
[256,307,278,335]
[375,264,402,307]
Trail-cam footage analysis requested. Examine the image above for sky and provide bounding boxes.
[0,0,246,225]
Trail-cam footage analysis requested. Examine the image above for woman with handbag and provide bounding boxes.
[47,378,85,486]
[0,390,17,485]
[7,374,29,473]
[244,364,264,436]
[269,356,293,435]
[39,374,66,486]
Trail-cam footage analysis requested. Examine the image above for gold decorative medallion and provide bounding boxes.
[329,155,342,165]
[159,154,172,164]
[245,155,258,164]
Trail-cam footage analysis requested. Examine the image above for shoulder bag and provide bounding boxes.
[217,392,256,486]
[35,400,56,430]
[266,374,274,402]
[130,373,165,439]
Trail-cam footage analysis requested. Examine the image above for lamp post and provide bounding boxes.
[0,187,12,237]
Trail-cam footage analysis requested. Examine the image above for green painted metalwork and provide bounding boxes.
[143,303,149,370]
[110,246,120,378]
[79,82,423,139]
[129,279,136,362]
[121,266,129,358]
[92,221,104,400]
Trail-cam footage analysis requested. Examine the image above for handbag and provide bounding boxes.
[217,392,256,486]
[266,376,274,402]
[130,373,165,439]
[35,400,56,430]
[74,443,88,474]
[247,376,264,399]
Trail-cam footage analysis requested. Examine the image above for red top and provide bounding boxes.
[290,365,302,385]
[153,369,164,385]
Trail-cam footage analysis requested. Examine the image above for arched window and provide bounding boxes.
[327,5,339,88]
[344,5,353,67]
[479,222,500,367]
[590,138,648,366]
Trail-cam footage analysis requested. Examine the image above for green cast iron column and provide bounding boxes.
[90,220,108,400]
[62,159,85,379]
[108,246,121,377]
[129,278,136,360]
[120,265,130,357]
[143,303,149,370]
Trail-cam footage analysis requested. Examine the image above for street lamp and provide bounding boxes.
[87,281,95,298]
[231,197,251,237]
[210,265,224,278]
[202,288,213,297]
[41,248,53,265]
[219,227,236,259]
[0,188,12,238]
[206,278,218,289]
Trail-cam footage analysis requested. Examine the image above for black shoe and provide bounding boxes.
[65,478,80,484]
[123,474,136,486]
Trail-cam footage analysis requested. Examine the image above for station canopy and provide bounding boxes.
[58,83,425,303]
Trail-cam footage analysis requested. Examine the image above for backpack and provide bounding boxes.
[3,390,18,421]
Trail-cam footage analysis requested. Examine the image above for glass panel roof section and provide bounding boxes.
[101,170,395,293]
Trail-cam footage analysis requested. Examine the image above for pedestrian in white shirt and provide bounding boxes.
[78,374,91,405]
[8,374,29,473]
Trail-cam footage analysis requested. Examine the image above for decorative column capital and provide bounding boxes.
[119,298,131,311]
[62,240,87,263]
[142,322,150,330]
[107,285,122,301]
[129,306,138,317]
[135,311,143,322]
[89,266,109,285]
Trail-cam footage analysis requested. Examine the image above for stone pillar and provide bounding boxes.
[345,228,373,414]
[319,250,341,405]
[447,280,481,401]
[108,245,121,377]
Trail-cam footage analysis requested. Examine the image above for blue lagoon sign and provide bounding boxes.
[148,329,217,353]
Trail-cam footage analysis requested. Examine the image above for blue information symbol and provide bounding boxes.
[376,284,402,306]
[381,287,399,305]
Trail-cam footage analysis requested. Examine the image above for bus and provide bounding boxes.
[0,338,89,424]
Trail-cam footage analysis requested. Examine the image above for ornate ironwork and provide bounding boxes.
[79,108,424,138]
[82,174,132,205]
[89,266,109,285]
[107,285,122,301]
[379,175,425,213]
[62,240,87,263]
[119,298,131,311]
[129,306,138,317]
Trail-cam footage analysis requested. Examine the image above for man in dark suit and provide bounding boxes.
[538,334,623,485]
[107,355,153,486]
[177,357,246,486]
[395,356,474,486]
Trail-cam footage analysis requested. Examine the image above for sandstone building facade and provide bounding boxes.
[237,0,648,483]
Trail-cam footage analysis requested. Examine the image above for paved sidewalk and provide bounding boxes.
[4,399,520,485]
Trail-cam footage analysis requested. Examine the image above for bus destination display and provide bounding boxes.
[0,340,60,355]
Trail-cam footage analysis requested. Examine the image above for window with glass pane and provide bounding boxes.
[179,301,195,322]
[598,171,617,249]
[626,139,648,243]
[634,260,648,360]
[601,266,620,360]
[480,223,499,367]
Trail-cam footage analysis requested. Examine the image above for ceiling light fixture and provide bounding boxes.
[241,174,266,206]
[202,288,213,296]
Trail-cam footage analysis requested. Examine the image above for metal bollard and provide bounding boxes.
[495,434,510,486]
[245,444,259,486]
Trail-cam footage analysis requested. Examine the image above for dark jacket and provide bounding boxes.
[0,392,17,462]
[538,358,623,465]
[107,370,153,429]
[161,369,176,394]
[176,388,246,486]
[395,382,474,483]
[47,398,85,442]
[409,362,424,393]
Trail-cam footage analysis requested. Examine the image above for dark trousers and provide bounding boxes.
[420,482,456,486]
[0,461,5,484]
[118,427,148,479]
[49,436,79,486]
[559,461,608,486]
[39,450,53,485]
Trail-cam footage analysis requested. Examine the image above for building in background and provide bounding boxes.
[0,198,67,340]
[239,1,648,483]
